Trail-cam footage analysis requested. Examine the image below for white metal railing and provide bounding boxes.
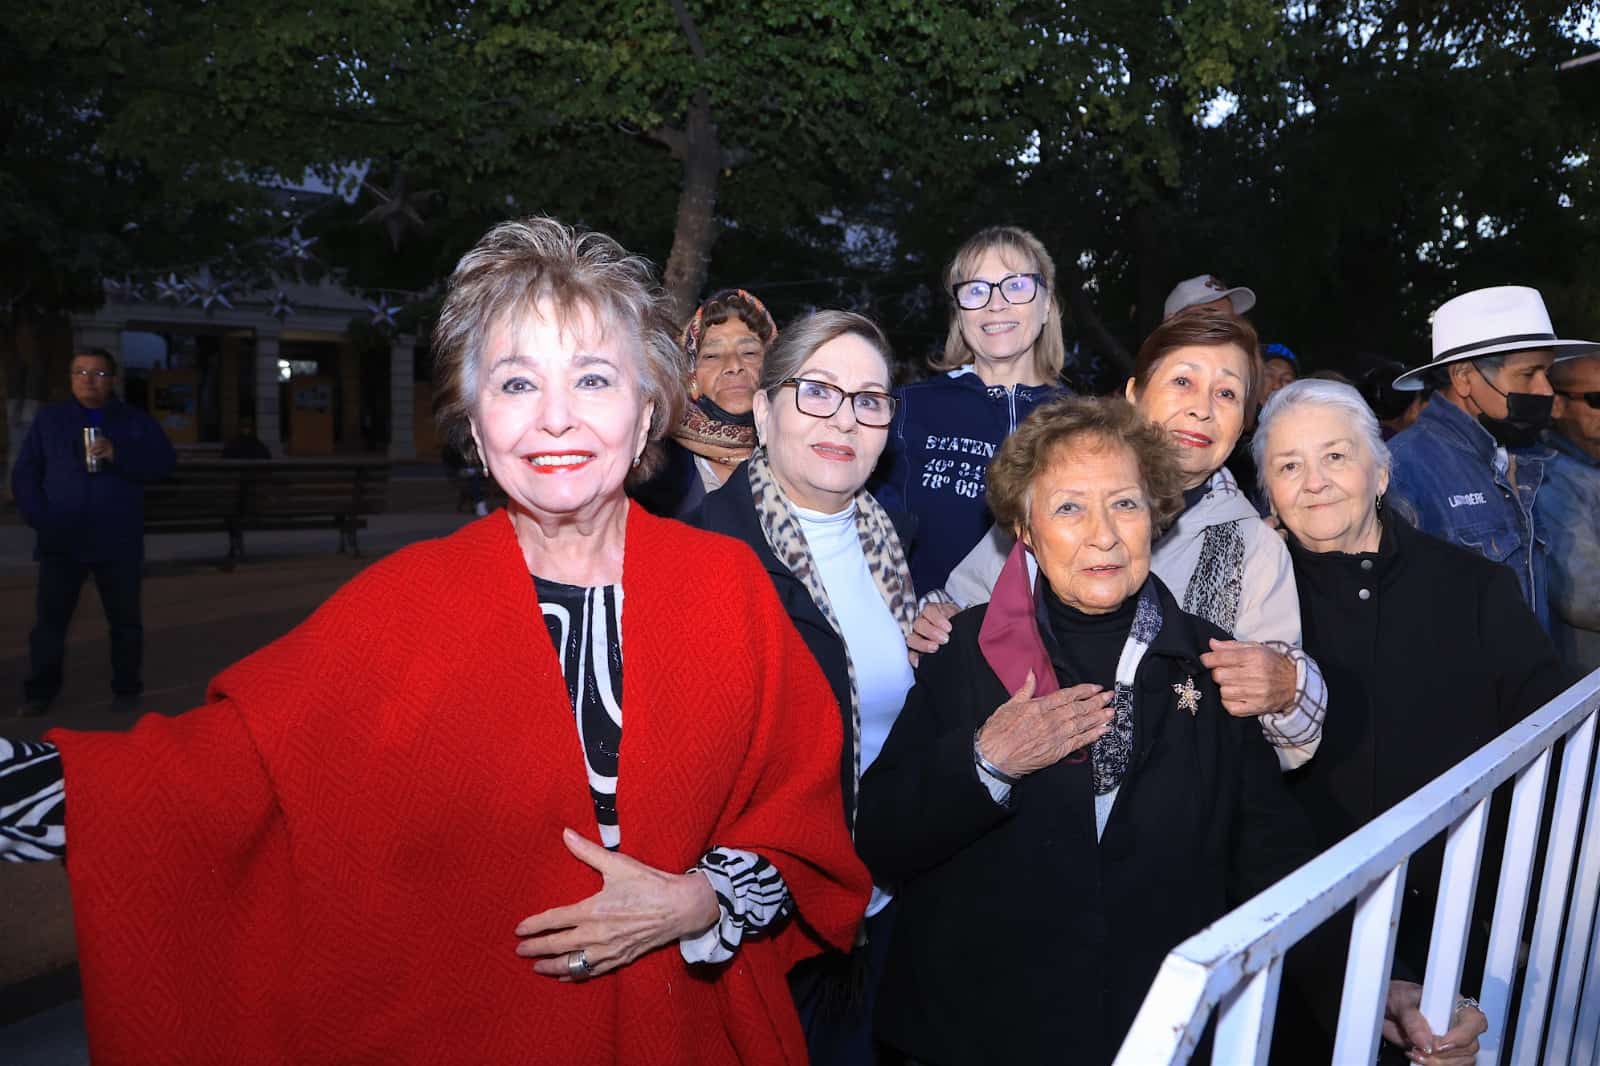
[1114,667,1600,1066]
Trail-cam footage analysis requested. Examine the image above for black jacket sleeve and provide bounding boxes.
[1227,713,1318,905]
[855,621,1014,885]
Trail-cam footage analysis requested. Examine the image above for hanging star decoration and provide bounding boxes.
[366,296,403,330]
[275,226,318,263]
[269,289,296,320]
[185,266,233,312]
[1172,676,1202,716]
[154,273,190,304]
[103,276,140,302]
[359,171,438,250]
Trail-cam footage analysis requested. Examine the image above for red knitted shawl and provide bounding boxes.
[49,505,869,1065]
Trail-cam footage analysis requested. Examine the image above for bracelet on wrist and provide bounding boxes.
[973,730,1023,786]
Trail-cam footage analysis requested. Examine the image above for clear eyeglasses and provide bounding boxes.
[779,378,898,427]
[951,272,1045,311]
[71,369,113,379]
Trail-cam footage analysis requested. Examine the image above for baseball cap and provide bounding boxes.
[1262,343,1298,367]
[1163,274,1257,320]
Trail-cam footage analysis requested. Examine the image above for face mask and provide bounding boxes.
[1471,365,1554,449]
[695,394,756,428]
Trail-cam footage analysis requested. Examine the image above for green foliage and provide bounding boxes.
[3,0,1598,383]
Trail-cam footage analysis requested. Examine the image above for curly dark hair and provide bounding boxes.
[987,396,1187,538]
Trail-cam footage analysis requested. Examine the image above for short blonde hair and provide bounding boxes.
[987,396,1186,538]
[432,217,683,481]
[933,226,1065,380]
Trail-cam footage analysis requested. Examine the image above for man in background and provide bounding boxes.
[1539,353,1600,672]
[11,349,176,715]
[1163,273,1256,319]
[1261,343,1299,401]
[1388,286,1598,630]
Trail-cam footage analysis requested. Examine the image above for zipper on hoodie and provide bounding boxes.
[1008,385,1019,433]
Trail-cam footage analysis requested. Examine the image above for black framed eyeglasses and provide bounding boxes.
[779,378,897,427]
[1559,390,1600,410]
[951,272,1044,311]
[71,369,113,380]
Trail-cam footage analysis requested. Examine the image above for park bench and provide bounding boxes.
[143,459,390,562]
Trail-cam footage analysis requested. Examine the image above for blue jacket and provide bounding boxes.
[872,368,1068,593]
[1537,433,1600,672]
[11,398,177,562]
[1387,394,1552,629]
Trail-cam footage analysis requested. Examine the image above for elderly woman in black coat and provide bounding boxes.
[1254,379,1571,1064]
[856,396,1316,1065]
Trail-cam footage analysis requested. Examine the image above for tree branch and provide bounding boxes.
[1065,284,1133,378]
[668,0,709,62]
[645,125,689,159]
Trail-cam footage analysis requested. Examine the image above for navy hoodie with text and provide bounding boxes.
[872,367,1068,593]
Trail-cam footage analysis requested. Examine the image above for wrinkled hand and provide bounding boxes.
[975,671,1115,778]
[1382,980,1486,1064]
[88,437,115,462]
[907,601,959,666]
[514,828,719,980]
[1199,639,1296,717]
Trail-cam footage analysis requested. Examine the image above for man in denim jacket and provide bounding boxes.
[1538,355,1600,671]
[1387,287,1600,632]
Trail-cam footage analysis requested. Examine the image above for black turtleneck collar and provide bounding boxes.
[1287,514,1402,586]
[1036,581,1138,690]
[1180,479,1211,515]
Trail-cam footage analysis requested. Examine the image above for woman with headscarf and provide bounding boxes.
[633,288,777,518]
[0,218,868,1064]
[690,310,915,1064]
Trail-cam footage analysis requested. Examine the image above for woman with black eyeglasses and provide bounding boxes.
[689,310,918,1066]
[871,226,1071,595]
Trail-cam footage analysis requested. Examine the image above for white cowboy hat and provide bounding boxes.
[1393,285,1600,390]
[1163,274,1256,320]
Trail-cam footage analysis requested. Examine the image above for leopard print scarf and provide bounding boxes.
[745,446,917,824]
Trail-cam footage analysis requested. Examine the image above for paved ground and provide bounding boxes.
[0,467,478,1054]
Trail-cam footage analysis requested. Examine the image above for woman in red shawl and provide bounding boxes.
[0,217,870,1065]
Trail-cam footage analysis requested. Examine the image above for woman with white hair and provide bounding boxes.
[1255,379,1570,1064]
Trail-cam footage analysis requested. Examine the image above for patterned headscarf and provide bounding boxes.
[674,290,778,459]
[680,288,778,367]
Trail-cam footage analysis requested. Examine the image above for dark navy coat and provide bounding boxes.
[11,398,177,562]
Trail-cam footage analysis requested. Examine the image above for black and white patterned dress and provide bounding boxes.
[529,575,793,963]
[537,577,624,850]
[0,739,65,862]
